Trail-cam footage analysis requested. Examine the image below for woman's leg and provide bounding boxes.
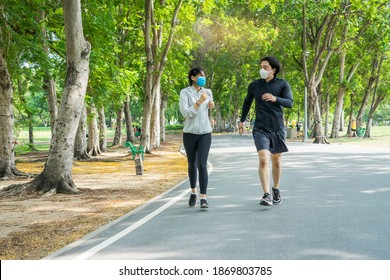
[196,133,212,197]
[183,133,197,193]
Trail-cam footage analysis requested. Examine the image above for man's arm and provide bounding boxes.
[261,80,292,108]
[239,84,254,133]
[276,80,293,108]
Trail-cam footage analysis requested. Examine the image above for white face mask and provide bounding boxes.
[260,68,270,79]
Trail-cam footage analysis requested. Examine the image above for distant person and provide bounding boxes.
[239,56,293,206]
[134,126,141,140]
[351,119,357,137]
[297,123,302,132]
[179,67,215,208]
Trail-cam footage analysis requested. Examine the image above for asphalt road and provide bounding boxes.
[45,134,390,260]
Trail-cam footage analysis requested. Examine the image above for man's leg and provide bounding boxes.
[271,153,283,204]
[258,149,270,194]
[271,153,282,189]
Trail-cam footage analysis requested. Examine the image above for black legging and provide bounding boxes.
[183,133,212,195]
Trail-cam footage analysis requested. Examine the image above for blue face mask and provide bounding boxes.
[196,76,206,87]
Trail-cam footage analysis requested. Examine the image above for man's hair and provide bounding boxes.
[260,56,281,76]
[188,67,205,86]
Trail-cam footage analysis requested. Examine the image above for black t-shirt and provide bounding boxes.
[240,77,293,132]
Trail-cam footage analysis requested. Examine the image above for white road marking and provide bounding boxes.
[73,187,190,260]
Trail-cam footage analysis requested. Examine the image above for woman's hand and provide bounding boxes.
[199,91,208,103]
[208,100,215,109]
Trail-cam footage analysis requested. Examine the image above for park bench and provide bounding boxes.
[125,141,145,160]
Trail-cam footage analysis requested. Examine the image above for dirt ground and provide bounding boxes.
[0,133,188,260]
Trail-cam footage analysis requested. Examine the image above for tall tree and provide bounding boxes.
[329,0,389,138]
[0,2,32,179]
[0,47,26,179]
[2,0,90,195]
[141,0,183,152]
[358,53,389,137]
[365,55,387,138]
[41,8,58,134]
[301,1,346,143]
[290,0,390,142]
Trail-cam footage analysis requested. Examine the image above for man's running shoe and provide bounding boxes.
[200,199,209,208]
[259,193,273,206]
[189,193,197,207]
[272,187,282,205]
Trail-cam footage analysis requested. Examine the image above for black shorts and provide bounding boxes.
[252,128,289,154]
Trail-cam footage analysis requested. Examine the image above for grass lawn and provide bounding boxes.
[14,127,120,155]
[318,125,390,149]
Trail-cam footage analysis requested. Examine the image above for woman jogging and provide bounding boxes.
[179,67,215,208]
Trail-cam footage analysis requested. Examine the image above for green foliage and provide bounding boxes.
[372,104,390,125]
[166,124,184,131]
[190,5,279,126]
[2,0,390,136]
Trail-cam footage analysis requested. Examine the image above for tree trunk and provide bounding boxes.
[141,0,154,152]
[324,93,330,137]
[150,84,161,149]
[98,105,107,152]
[330,52,346,139]
[365,65,386,137]
[340,110,344,132]
[45,78,58,133]
[215,105,225,132]
[0,47,26,179]
[112,106,124,147]
[356,88,371,131]
[41,10,58,134]
[28,122,34,149]
[330,86,346,138]
[87,105,101,156]
[347,92,355,136]
[356,59,378,130]
[140,94,153,151]
[2,0,90,195]
[310,82,329,144]
[160,93,168,142]
[124,98,135,143]
[74,103,90,160]
[231,76,241,132]
[365,118,372,138]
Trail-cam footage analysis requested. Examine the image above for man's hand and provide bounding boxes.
[262,93,277,102]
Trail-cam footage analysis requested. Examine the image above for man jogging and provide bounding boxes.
[239,56,293,206]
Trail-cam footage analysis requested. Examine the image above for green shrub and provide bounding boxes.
[166,124,183,131]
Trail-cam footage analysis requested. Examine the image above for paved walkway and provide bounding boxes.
[45,134,390,260]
